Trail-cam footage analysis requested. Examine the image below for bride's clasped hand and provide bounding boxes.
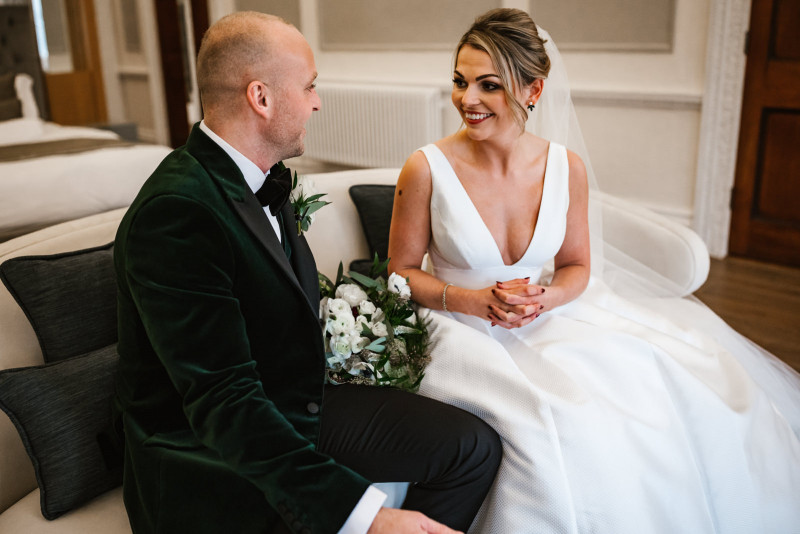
[489,278,547,328]
[440,278,546,328]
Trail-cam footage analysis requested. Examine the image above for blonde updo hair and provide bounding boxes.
[455,8,550,131]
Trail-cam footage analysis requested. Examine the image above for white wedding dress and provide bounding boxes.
[416,142,800,534]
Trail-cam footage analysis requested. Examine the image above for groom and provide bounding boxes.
[113,11,501,534]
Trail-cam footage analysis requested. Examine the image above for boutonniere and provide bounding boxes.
[287,166,330,236]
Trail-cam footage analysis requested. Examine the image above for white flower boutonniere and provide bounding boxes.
[289,170,330,236]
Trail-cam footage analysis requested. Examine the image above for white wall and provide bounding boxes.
[567,0,710,225]
[90,0,743,254]
[206,0,713,227]
[299,0,709,225]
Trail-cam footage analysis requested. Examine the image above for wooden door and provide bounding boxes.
[729,0,800,266]
[45,0,107,125]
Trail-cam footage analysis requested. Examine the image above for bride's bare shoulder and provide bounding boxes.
[564,148,587,178]
[398,148,433,193]
[564,148,588,196]
[399,133,461,184]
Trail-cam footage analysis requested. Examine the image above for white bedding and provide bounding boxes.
[0,118,120,146]
[0,118,171,241]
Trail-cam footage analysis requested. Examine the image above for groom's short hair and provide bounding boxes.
[196,11,292,114]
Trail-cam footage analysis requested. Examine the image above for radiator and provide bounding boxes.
[304,82,443,168]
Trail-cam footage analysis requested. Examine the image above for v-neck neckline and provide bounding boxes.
[429,143,553,267]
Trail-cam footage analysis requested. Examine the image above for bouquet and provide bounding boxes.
[319,256,431,393]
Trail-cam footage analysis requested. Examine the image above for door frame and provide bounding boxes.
[692,0,751,258]
[154,0,208,147]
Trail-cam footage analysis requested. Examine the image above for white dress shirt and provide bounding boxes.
[198,121,387,533]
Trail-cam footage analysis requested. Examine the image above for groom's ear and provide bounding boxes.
[526,78,544,106]
[245,80,273,120]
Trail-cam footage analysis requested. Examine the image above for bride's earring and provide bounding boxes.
[527,102,535,111]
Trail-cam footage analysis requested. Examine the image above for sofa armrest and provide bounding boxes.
[594,191,710,296]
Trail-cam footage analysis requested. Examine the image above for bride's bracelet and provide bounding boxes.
[442,283,454,312]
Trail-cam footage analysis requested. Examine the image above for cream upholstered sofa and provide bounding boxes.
[0,168,709,533]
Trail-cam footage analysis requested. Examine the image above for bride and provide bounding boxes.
[387,8,800,534]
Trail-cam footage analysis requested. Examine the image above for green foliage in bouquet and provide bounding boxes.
[319,255,431,393]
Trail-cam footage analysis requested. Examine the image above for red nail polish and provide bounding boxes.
[541,288,546,294]
[540,304,544,310]
[524,277,530,280]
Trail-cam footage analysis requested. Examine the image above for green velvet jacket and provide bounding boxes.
[113,124,370,534]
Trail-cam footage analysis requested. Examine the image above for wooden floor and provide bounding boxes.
[694,256,800,371]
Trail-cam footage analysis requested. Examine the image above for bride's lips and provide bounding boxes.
[464,111,493,125]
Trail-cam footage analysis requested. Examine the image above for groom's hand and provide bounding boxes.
[368,508,462,533]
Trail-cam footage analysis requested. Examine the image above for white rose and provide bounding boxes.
[406,312,417,325]
[330,333,353,359]
[372,308,385,323]
[387,273,412,299]
[371,321,389,338]
[327,312,355,336]
[327,298,351,317]
[335,284,369,308]
[358,299,377,316]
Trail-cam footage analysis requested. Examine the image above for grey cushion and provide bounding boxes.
[0,243,116,363]
[0,71,15,100]
[0,345,122,520]
[348,185,395,276]
[0,97,21,120]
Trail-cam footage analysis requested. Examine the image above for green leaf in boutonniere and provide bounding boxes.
[289,169,330,236]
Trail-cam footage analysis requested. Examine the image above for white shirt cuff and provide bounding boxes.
[337,485,388,534]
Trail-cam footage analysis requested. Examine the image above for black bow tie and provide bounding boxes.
[255,164,292,216]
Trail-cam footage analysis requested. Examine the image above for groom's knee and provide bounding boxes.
[422,403,502,484]
[455,410,502,479]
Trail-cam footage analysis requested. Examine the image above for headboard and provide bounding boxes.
[0,2,49,119]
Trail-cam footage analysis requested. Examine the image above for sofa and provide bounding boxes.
[0,168,710,532]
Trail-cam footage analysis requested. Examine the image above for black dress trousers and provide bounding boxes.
[317,384,502,531]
